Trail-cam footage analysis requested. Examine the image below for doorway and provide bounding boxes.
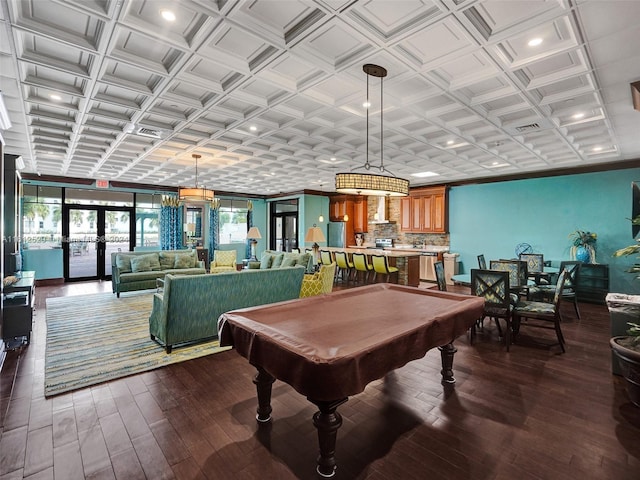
[63,205,135,281]
[270,200,298,252]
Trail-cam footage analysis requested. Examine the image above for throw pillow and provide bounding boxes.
[296,253,312,270]
[148,253,161,271]
[281,253,299,268]
[271,253,285,268]
[116,254,134,273]
[159,252,176,270]
[174,254,193,269]
[131,255,153,272]
[259,252,273,269]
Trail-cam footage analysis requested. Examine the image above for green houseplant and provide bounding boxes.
[569,229,597,263]
[610,215,640,406]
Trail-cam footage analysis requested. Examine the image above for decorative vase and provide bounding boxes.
[575,245,591,263]
[610,336,640,407]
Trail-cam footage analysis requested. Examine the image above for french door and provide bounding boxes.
[270,200,298,252]
[63,205,135,281]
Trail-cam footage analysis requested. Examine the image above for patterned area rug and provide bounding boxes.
[44,291,231,397]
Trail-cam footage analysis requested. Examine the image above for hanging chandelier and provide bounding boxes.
[178,154,215,202]
[335,64,409,197]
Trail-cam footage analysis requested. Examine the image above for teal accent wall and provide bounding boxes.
[449,167,640,294]
[301,194,329,250]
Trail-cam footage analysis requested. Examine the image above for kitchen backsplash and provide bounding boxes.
[363,197,449,247]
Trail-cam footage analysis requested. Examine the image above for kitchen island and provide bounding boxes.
[322,246,421,287]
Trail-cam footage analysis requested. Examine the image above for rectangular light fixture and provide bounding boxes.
[410,171,439,178]
[0,91,12,130]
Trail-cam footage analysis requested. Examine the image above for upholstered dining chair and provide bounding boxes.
[470,269,513,351]
[477,254,487,269]
[512,270,568,353]
[210,250,237,274]
[352,252,373,285]
[519,253,549,285]
[334,251,354,283]
[371,254,399,283]
[490,259,529,299]
[527,261,581,320]
[434,260,446,291]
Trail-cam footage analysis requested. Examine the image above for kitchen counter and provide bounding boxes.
[323,247,421,286]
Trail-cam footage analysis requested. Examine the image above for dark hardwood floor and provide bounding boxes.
[1,279,639,479]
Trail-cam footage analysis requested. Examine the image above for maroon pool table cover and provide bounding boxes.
[218,283,484,401]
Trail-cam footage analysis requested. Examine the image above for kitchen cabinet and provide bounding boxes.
[400,186,448,233]
[329,195,367,237]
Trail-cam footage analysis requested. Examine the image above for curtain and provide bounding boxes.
[208,202,219,263]
[245,200,253,260]
[160,196,183,250]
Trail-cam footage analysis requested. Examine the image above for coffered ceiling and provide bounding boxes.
[1,0,639,196]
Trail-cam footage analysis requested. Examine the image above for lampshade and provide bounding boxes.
[305,225,326,244]
[335,64,409,197]
[247,226,262,239]
[184,223,196,234]
[179,154,215,202]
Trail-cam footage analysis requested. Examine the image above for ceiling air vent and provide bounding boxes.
[136,127,162,139]
[515,123,541,132]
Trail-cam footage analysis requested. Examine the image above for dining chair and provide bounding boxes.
[371,254,399,283]
[519,253,549,284]
[527,261,582,320]
[319,250,333,265]
[470,269,513,351]
[333,251,355,284]
[490,259,529,299]
[512,270,568,353]
[434,260,446,291]
[351,252,373,285]
[477,254,487,269]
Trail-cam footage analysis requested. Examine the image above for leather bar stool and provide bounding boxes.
[371,254,399,283]
[334,251,355,284]
[352,252,373,285]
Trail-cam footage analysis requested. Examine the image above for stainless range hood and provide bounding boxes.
[369,196,394,224]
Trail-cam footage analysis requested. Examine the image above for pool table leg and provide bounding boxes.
[253,367,275,422]
[438,342,458,384]
[309,398,348,478]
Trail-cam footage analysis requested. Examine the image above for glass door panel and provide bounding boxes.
[105,209,131,276]
[68,207,98,279]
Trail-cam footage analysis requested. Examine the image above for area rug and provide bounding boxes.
[44,291,231,397]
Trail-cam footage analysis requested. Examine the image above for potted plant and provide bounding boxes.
[610,216,640,406]
[569,229,597,263]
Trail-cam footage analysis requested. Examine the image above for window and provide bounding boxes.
[135,193,161,249]
[219,200,248,245]
[22,185,63,249]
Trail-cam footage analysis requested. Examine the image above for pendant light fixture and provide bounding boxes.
[178,154,215,202]
[335,64,409,197]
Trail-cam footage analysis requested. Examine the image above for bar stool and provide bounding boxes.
[352,252,373,285]
[320,250,333,266]
[371,254,399,283]
[334,251,354,283]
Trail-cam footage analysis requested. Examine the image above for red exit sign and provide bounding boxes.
[96,179,109,189]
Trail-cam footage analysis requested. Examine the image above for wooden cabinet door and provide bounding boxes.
[400,197,412,231]
[329,197,347,221]
[353,197,367,232]
[420,195,433,232]
[431,192,445,232]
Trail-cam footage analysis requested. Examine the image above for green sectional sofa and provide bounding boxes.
[111,249,206,297]
[148,265,306,353]
[249,250,315,273]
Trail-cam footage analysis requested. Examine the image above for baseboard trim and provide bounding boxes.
[35,278,64,286]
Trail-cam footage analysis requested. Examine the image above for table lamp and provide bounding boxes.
[304,224,326,266]
[247,226,262,261]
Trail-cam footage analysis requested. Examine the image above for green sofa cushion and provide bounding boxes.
[260,252,273,269]
[271,253,285,267]
[159,252,177,269]
[174,253,194,269]
[116,254,134,273]
[131,254,160,272]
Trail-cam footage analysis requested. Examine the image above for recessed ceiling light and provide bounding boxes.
[50,94,61,101]
[592,146,603,152]
[161,9,176,21]
[249,125,257,131]
[447,140,454,145]
[363,101,371,108]
[528,38,543,47]
[411,171,439,178]
[572,112,585,119]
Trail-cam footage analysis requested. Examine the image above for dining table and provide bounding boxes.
[452,265,560,287]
